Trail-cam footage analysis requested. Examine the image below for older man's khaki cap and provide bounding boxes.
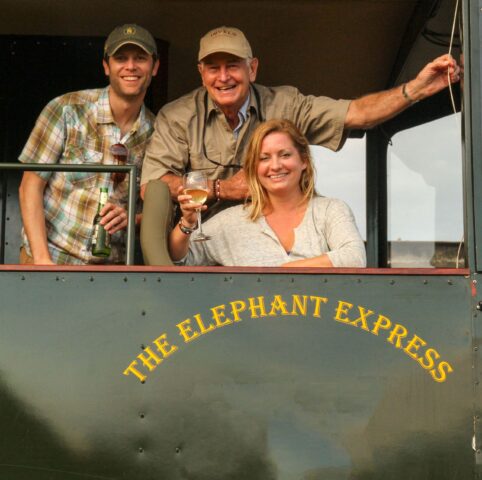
[104,24,157,57]
[198,26,252,61]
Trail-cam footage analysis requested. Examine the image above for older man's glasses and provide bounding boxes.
[110,143,128,184]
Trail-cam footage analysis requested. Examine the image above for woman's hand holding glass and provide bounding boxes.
[179,172,211,241]
[177,186,205,225]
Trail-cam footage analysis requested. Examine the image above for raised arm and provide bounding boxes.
[18,172,54,265]
[344,54,460,130]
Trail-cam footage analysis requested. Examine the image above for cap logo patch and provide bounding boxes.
[124,26,136,36]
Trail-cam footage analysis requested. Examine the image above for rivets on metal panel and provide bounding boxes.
[143,277,147,282]
[139,413,145,419]
[90,276,94,282]
[141,344,146,350]
[56,276,60,281]
[423,279,428,285]
[124,277,128,282]
[476,302,482,311]
[357,278,362,284]
[447,279,453,285]
[390,280,395,285]
[21,275,25,280]
[475,347,479,352]
[290,278,294,283]
[191,277,195,282]
[257,277,261,282]
[157,277,161,282]
[141,310,146,316]
[138,447,144,453]
[323,278,328,283]
[175,447,181,454]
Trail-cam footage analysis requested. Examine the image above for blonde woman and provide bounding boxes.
[169,119,366,267]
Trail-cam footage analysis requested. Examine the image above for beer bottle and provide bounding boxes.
[91,187,111,257]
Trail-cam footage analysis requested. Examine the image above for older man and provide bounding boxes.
[142,25,458,198]
[19,24,159,265]
[139,26,458,264]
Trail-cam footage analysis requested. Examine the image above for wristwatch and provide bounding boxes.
[178,217,197,235]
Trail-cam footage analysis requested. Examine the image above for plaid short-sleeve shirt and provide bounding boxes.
[19,87,155,264]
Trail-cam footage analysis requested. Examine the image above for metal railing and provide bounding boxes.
[0,163,138,265]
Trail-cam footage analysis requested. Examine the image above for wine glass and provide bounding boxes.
[183,171,211,242]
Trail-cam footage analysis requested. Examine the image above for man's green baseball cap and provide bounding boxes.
[104,24,157,56]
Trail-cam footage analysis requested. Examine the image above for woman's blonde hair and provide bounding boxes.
[244,119,315,220]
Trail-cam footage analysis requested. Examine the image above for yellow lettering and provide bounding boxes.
[229,300,246,322]
[177,318,200,343]
[194,313,216,334]
[403,334,427,360]
[137,347,162,371]
[153,334,178,358]
[123,360,147,383]
[269,295,289,316]
[387,324,408,349]
[417,348,440,370]
[248,296,268,318]
[349,306,373,331]
[430,361,454,383]
[309,296,328,318]
[371,315,392,335]
[291,295,308,316]
[211,304,232,327]
[334,300,353,323]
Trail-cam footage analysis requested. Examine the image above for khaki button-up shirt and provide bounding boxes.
[141,84,350,186]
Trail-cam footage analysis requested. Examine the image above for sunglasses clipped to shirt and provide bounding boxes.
[110,143,128,185]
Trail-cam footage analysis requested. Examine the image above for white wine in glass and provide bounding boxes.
[183,172,211,242]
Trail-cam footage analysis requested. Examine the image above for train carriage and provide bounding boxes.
[0,1,479,479]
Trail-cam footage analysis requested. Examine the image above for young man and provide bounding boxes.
[19,24,159,265]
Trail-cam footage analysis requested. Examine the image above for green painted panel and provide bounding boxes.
[0,271,475,479]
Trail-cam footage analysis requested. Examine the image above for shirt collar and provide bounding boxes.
[96,87,115,125]
[248,84,260,117]
[232,94,250,138]
[97,86,147,135]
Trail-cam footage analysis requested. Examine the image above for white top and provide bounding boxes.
[179,196,366,267]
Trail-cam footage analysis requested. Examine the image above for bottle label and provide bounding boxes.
[99,190,109,207]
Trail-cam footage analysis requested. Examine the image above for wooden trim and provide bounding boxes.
[0,265,470,276]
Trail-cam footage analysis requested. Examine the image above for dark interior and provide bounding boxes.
[0,0,461,264]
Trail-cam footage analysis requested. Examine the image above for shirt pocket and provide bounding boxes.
[63,146,102,189]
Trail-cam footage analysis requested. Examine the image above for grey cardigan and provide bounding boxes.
[178,196,366,267]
